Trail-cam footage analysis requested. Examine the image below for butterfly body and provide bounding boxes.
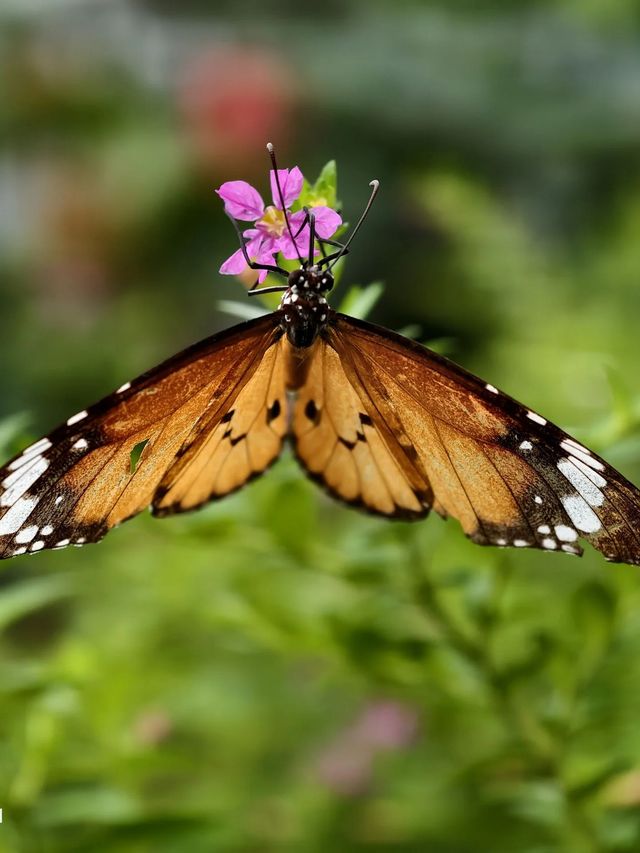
[279,268,333,350]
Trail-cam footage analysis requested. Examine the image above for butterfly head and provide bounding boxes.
[279,268,333,348]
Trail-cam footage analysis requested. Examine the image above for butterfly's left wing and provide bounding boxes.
[293,312,640,566]
[0,315,286,558]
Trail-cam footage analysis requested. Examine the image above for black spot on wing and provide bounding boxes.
[338,436,357,450]
[267,400,281,422]
[304,400,321,424]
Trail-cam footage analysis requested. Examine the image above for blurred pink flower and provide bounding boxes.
[217,169,341,283]
[354,700,420,750]
[315,699,420,797]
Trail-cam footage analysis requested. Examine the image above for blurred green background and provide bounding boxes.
[2,1,640,851]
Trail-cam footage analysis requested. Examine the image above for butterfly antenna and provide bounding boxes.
[327,179,380,272]
[266,142,304,266]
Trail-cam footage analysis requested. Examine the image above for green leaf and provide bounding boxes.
[337,282,384,320]
[297,160,339,211]
[32,786,142,827]
[0,575,74,631]
[311,159,338,209]
[129,439,150,473]
[571,580,617,680]
[217,300,269,322]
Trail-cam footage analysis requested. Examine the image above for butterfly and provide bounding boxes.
[1,145,640,565]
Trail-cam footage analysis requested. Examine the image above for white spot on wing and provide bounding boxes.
[72,439,88,451]
[557,459,604,507]
[562,438,591,456]
[534,495,543,505]
[31,541,45,551]
[561,543,580,554]
[40,525,54,536]
[519,440,533,451]
[24,438,52,456]
[2,455,42,489]
[537,524,551,534]
[55,496,64,506]
[67,410,88,426]
[527,412,547,425]
[55,539,70,547]
[0,457,49,507]
[486,384,499,394]
[561,442,605,472]
[514,539,529,547]
[13,547,27,556]
[568,455,607,489]
[496,538,507,546]
[117,382,131,393]
[561,495,601,533]
[15,524,38,544]
[0,496,39,535]
[542,538,557,550]
[7,438,52,470]
[555,524,578,542]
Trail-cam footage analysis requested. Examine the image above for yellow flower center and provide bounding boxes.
[257,205,286,238]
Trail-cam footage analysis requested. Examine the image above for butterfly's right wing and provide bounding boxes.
[0,315,286,558]
[295,312,640,566]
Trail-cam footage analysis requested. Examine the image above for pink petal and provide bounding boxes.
[270,166,303,209]
[280,233,315,261]
[310,206,342,239]
[216,181,264,220]
[219,247,248,275]
[219,234,265,275]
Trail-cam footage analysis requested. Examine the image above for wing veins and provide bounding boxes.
[477,443,540,546]
[320,342,374,507]
[332,340,431,506]
[430,415,489,541]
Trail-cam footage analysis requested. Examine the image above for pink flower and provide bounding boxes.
[314,700,420,797]
[217,167,342,283]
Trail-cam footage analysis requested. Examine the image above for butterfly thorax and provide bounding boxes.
[279,268,333,349]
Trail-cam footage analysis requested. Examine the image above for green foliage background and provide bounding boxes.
[2,1,640,851]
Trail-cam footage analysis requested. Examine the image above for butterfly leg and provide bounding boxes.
[316,238,349,264]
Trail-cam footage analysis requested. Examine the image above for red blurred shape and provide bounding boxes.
[179,46,297,177]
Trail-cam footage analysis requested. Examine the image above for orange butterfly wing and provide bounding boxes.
[292,312,640,565]
[292,336,433,518]
[0,315,285,558]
